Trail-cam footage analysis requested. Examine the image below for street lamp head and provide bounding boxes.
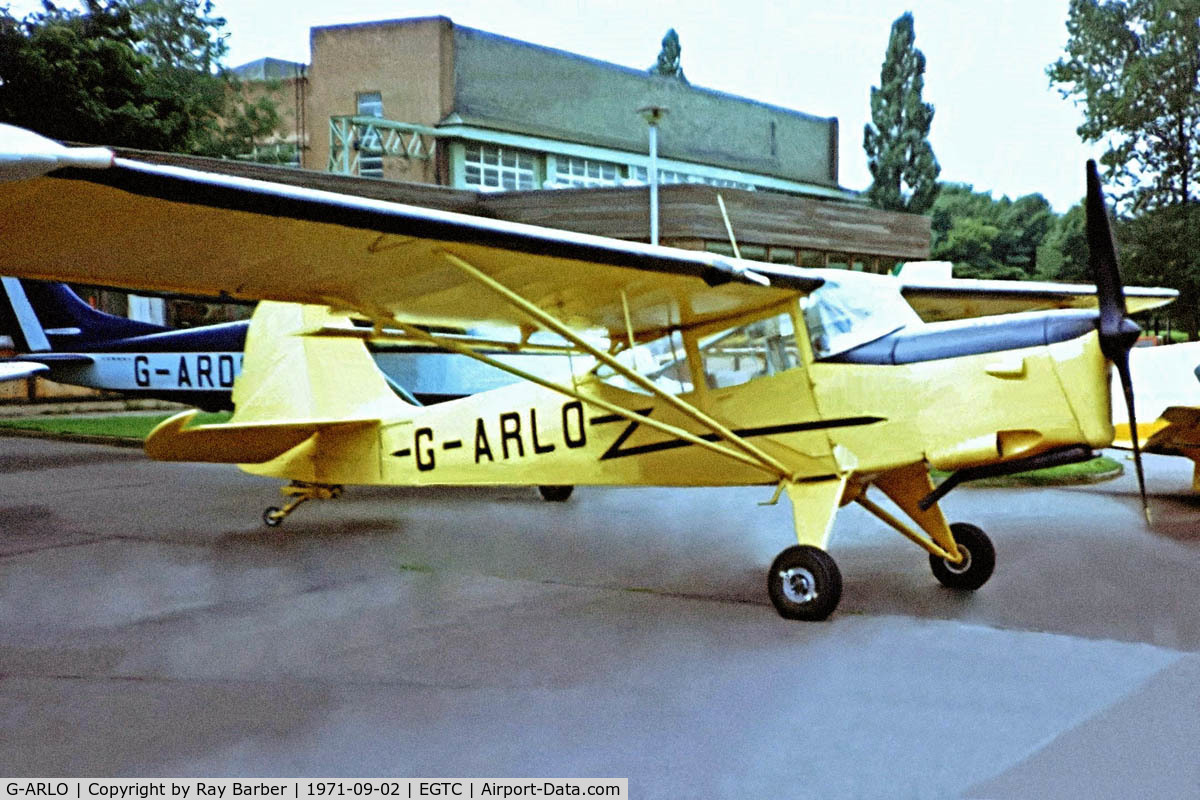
[636,105,670,125]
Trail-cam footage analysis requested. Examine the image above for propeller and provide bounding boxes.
[1085,159,1149,520]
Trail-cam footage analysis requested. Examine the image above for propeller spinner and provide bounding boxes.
[1086,160,1149,519]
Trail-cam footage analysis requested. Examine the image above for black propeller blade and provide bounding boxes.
[1085,159,1149,519]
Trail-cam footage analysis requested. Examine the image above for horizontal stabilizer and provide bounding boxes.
[1161,406,1200,428]
[0,360,48,381]
[144,409,378,464]
[23,353,94,364]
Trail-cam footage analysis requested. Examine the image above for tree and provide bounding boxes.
[1049,0,1200,210]
[649,28,687,82]
[1040,204,1089,281]
[1120,204,1200,338]
[0,0,278,158]
[930,184,1055,279]
[863,12,940,214]
[994,193,1055,273]
[0,1,187,150]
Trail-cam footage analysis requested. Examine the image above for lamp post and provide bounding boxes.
[637,105,668,246]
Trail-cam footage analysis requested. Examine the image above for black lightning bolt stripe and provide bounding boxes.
[594,411,884,461]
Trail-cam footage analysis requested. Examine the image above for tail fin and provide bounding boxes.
[231,300,414,424]
[0,277,168,352]
[147,301,415,479]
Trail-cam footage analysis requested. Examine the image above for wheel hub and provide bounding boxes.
[779,566,818,605]
[944,543,973,575]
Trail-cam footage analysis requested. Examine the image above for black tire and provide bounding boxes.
[263,507,284,528]
[929,522,995,590]
[767,545,843,621]
[538,485,574,502]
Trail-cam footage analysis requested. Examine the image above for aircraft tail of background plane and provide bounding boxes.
[0,277,168,352]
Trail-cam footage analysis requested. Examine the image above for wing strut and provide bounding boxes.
[435,251,798,479]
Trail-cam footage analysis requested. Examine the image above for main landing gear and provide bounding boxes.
[765,524,995,621]
[767,545,843,621]
[928,522,995,590]
[262,481,343,527]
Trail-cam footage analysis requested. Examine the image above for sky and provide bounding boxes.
[6,0,1101,211]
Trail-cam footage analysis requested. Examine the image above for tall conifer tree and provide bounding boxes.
[863,12,940,214]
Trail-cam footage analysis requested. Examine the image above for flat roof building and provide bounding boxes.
[235,15,929,271]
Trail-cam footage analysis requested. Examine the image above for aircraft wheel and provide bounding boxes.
[767,545,842,621]
[929,522,995,591]
[538,485,574,502]
[263,507,284,528]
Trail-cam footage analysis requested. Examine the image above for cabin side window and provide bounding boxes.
[596,330,694,395]
[700,310,800,390]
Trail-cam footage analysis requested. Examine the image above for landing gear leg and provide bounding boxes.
[865,462,996,592]
[767,478,849,621]
[262,481,343,527]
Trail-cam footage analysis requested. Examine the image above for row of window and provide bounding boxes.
[702,241,894,273]
[463,143,539,191]
[463,144,757,193]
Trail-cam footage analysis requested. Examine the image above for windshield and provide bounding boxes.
[800,273,922,359]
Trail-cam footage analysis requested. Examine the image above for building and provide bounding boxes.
[234,16,929,272]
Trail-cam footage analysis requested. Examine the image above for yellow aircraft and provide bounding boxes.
[0,125,1177,620]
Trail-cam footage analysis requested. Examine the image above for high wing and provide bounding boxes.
[0,125,818,339]
[901,276,1177,322]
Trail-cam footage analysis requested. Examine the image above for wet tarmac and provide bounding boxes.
[2,434,1200,797]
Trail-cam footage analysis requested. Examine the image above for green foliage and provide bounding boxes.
[649,28,687,83]
[1042,204,1089,281]
[0,0,279,158]
[0,411,230,440]
[863,12,940,214]
[1049,0,1200,209]
[0,1,184,149]
[929,184,1054,278]
[1118,203,1200,338]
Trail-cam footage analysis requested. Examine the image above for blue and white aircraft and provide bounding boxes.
[0,277,246,410]
[0,278,564,409]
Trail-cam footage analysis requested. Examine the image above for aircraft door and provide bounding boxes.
[689,302,838,476]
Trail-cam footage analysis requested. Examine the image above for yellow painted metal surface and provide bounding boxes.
[806,333,1112,476]
[870,462,958,560]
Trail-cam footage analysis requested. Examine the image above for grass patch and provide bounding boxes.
[0,411,230,440]
[932,455,1122,487]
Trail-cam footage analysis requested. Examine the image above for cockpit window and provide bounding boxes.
[700,311,800,389]
[800,276,922,359]
[596,330,693,395]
